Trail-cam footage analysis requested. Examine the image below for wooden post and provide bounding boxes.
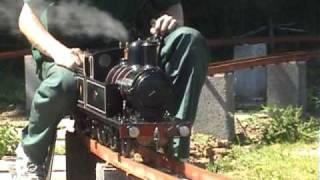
[65,132,100,180]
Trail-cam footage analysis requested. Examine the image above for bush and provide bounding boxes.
[261,106,319,144]
[0,123,19,158]
[307,88,320,114]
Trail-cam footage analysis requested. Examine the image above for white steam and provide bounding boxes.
[49,1,128,41]
[0,0,129,41]
[0,0,21,34]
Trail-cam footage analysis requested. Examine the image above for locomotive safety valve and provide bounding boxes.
[124,42,129,60]
[178,125,190,137]
[128,126,140,138]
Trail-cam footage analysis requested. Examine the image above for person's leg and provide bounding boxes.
[160,27,209,159]
[162,27,209,128]
[22,61,77,165]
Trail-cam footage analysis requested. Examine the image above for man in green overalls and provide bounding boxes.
[16,0,209,179]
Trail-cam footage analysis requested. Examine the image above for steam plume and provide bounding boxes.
[0,0,129,41]
[0,0,21,34]
[48,1,129,41]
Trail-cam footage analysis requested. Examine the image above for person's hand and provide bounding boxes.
[150,14,178,36]
[70,48,86,66]
[52,48,85,70]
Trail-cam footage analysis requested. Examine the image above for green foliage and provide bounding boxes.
[307,88,320,114]
[208,145,245,173]
[261,106,319,144]
[226,107,319,179]
[208,143,318,180]
[235,114,268,145]
[0,124,19,158]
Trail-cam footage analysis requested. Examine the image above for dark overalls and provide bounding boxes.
[22,0,209,164]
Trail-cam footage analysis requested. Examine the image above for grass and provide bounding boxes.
[204,106,320,180]
[208,142,318,180]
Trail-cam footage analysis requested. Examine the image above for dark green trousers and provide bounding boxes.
[22,26,209,164]
[22,62,77,164]
[161,27,209,158]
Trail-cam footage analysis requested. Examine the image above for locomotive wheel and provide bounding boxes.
[120,139,132,157]
[110,136,119,151]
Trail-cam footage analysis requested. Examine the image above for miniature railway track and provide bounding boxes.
[1,48,319,75]
[208,50,320,75]
[81,134,229,180]
[0,49,30,60]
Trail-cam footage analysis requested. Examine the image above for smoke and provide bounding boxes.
[0,0,129,41]
[48,1,129,41]
[0,0,21,34]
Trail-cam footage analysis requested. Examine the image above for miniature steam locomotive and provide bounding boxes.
[73,37,191,156]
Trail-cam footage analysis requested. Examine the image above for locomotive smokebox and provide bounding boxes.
[105,38,174,121]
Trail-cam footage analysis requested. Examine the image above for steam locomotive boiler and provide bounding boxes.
[73,37,192,156]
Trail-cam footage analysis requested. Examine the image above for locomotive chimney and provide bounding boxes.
[142,40,160,67]
[128,39,144,65]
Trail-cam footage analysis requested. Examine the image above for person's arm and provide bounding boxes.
[19,3,83,69]
[150,3,184,36]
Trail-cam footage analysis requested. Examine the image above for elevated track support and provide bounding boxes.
[65,131,229,180]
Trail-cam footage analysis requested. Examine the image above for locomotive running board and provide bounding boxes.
[80,134,229,180]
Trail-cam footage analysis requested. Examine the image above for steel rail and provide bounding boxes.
[82,135,182,180]
[208,50,320,75]
[0,49,30,60]
[0,35,319,59]
[81,135,229,180]
[207,35,320,48]
[135,146,229,180]
[2,48,320,77]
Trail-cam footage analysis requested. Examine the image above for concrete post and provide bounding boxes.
[267,61,306,108]
[194,73,235,140]
[234,44,267,108]
[24,55,40,113]
[96,163,126,180]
